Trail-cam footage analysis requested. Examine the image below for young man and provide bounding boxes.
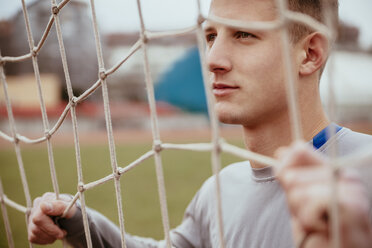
[28,0,372,247]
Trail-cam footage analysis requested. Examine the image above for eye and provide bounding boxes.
[235,31,256,40]
[206,33,217,43]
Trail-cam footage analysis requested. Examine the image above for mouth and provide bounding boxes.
[212,83,239,97]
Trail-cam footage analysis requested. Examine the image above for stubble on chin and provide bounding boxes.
[216,108,243,125]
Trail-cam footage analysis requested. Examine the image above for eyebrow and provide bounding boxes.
[203,22,216,32]
[204,26,215,33]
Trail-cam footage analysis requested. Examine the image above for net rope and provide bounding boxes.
[0,0,369,248]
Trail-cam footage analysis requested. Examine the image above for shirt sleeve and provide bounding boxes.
[58,191,207,248]
[170,189,205,248]
[58,202,162,248]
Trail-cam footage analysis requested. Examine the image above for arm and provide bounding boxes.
[275,142,372,248]
[28,193,163,248]
[28,192,202,248]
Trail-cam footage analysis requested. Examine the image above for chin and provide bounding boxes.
[215,103,240,124]
[216,107,261,127]
[217,109,245,125]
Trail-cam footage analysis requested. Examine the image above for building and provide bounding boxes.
[0,0,100,100]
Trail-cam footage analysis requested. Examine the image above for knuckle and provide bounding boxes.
[43,192,55,199]
[28,233,35,243]
[287,188,305,215]
[32,214,43,225]
[290,148,309,164]
[33,197,41,206]
[28,230,40,243]
[288,188,303,203]
[49,229,61,238]
[281,170,297,189]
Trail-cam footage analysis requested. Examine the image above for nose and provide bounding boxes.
[207,36,232,74]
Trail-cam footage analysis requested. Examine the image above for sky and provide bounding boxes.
[0,0,372,48]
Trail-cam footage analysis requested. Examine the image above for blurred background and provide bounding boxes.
[0,0,372,247]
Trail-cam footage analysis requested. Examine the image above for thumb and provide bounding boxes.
[40,200,68,217]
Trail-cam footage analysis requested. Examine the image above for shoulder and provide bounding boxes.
[190,161,252,212]
[174,162,250,247]
[200,161,252,192]
[339,127,372,140]
[320,127,372,156]
[184,161,252,220]
[190,161,252,201]
[336,128,372,154]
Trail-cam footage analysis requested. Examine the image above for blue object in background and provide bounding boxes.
[155,47,208,113]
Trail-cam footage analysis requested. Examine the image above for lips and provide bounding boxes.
[212,83,239,97]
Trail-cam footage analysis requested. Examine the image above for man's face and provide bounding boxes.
[206,0,297,127]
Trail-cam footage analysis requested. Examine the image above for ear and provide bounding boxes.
[298,32,329,77]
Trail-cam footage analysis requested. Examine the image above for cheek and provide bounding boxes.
[240,41,284,79]
[259,46,284,79]
[263,50,287,91]
[241,45,288,108]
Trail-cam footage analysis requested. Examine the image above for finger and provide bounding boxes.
[287,184,330,233]
[28,222,57,244]
[39,216,66,239]
[41,198,76,219]
[274,146,290,160]
[29,233,56,245]
[298,197,329,234]
[292,217,329,248]
[289,178,370,232]
[275,142,325,176]
[275,141,309,161]
[338,181,370,224]
[42,192,57,200]
[40,200,70,216]
[33,197,42,207]
[303,233,329,248]
[278,166,332,191]
[337,181,372,248]
[286,142,324,168]
[31,208,66,239]
[291,217,306,245]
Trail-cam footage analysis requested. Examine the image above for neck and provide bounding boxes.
[243,87,329,168]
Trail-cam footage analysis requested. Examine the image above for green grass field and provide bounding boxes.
[0,139,244,247]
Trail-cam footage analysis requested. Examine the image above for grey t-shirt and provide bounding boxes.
[60,127,372,247]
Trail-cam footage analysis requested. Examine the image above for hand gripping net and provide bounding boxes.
[0,0,369,248]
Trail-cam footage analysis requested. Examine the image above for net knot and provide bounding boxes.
[153,140,162,153]
[31,47,38,57]
[52,5,60,15]
[141,33,148,44]
[114,170,121,180]
[44,131,51,140]
[77,182,85,192]
[13,134,20,145]
[333,166,341,178]
[70,96,78,107]
[197,14,205,25]
[26,207,32,218]
[215,141,222,154]
[99,69,107,81]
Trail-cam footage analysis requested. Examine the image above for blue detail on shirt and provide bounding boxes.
[313,123,342,150]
